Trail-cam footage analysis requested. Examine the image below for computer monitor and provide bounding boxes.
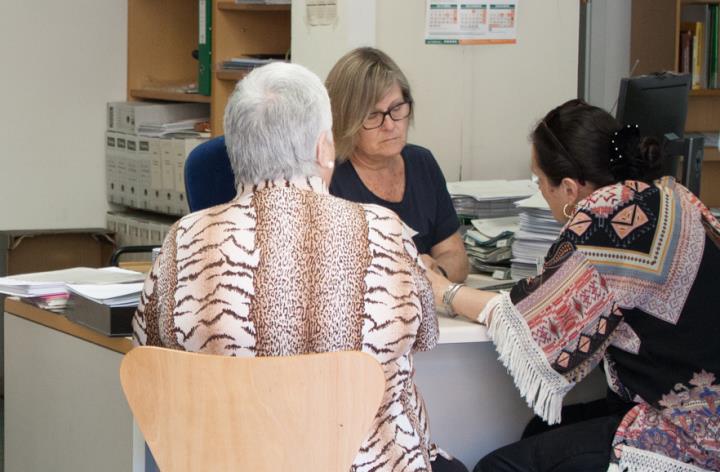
[615,72,702,194]
[616,72,691,141]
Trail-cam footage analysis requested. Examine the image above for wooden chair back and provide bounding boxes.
[120,347,385,472]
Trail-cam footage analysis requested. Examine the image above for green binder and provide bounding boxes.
[708,5,720,88]
[198,0,212,96]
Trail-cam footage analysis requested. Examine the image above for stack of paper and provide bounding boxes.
[448,180,537,219]
[67,283,144,308]
[219,57,283,72]
[137,118,209,138]
[0,267,146,312]
[510,193,563,280]
[464,216,518,279]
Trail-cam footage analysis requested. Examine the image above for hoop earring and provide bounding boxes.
[562,203,575,219]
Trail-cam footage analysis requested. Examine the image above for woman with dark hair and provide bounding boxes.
[425,99,720,471]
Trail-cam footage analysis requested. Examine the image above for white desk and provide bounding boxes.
[415,316,605,468]
[4,299,605,471]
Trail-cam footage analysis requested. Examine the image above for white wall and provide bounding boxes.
[293,0,580,181]
[0,1,127,230]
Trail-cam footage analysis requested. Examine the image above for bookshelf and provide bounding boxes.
[632,0,720,206]
[127,0,290,135]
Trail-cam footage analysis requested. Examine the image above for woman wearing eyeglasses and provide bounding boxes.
[326,47,469,284]
[425,99,720,471]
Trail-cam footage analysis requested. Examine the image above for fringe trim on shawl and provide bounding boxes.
[483,292,574,425]
[607,446,711,472]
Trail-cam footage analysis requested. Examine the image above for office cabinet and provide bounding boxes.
[127,0,291,136]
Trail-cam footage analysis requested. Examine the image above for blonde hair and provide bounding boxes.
[325,47,413,162]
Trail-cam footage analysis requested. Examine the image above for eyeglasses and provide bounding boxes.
[362,101,412,130]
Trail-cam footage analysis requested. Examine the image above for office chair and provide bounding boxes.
[120,347,385,472]
[184,135,237,212]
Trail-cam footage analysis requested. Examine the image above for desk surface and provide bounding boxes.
[4,297,489,355]
[4,298,133,354]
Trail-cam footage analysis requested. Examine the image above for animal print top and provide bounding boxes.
[133,176,440,471]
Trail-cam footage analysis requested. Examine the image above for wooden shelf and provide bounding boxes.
[217,2,290,12]
[704,147,720,162]
[216,70,250,81]
[129,88,211,103]
[690,89,720,97]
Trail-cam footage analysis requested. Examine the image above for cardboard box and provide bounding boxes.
[0,229,116,277]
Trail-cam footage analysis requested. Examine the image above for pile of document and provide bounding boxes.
[510,193,563,280]
[67,282,144,308]
[448,180,537,219]
[219,57,285,73]
[464,216,518,279]
[0,267,146,312]
[137,118,209,138]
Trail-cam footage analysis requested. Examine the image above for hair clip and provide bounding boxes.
[609,124,640,166]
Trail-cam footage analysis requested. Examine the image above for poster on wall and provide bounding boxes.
[305,0,337,27]
[425,0,518,45]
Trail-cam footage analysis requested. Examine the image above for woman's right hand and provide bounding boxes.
[422,261,452,307]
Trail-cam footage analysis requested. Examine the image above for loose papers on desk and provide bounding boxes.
[510,192,563,280]
[448,179,536,219]
[0,267,146,312]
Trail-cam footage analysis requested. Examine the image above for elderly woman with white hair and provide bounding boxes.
[132,62,468,472]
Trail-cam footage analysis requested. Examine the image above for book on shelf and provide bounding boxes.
[708,4,720,88]
[680,3,720,90]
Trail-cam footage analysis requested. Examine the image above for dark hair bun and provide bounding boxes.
[610,134,662,182]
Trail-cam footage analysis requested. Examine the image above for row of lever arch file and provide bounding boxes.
[105,131,207,216]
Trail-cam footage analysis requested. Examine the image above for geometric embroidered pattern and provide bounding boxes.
[611,204,648,239]
[568,211,593,237]
[576,183,705,325]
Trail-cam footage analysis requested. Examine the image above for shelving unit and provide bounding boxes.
[631,0,720,206]
[127,0,290,135]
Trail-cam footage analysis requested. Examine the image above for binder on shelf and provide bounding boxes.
[125,135,139,208]
[171,137,207,215]
[149,137,165,213]
[710,5,719,89]
[115,134,129,205]
[105,132,120,204]
[137,138,152,210]
[160,139,177,215]
[198,0,212,96]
